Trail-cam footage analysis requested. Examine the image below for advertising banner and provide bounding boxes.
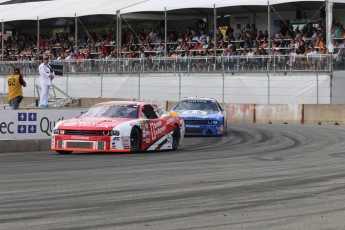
[0,109,85,140]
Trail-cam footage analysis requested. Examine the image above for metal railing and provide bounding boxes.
[0,54,342,75]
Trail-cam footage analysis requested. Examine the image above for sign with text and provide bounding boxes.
[0,109,86,140]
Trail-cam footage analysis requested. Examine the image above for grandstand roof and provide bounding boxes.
[0,0,344,22]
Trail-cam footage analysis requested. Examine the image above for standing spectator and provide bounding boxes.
[233,24,242,40]
[38,56,55,108]
[256,30,265,40]
[7,68,26,109]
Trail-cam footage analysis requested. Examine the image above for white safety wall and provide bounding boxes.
[3,73,330,105]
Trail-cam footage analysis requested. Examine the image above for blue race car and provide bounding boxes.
[171,97,227,136]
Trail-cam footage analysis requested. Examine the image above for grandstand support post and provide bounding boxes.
[116,10,120,59]
[75,14,78,55]
[267,2,271,55]
[119,13,122,58]
[35,17,39,98]
[213,4,217,54]
[37,17,40,59]
[164,7,167,57]
[326,0,333,104]
[116,10,122,59]
[325,0,333,51]
[1,19,4,62]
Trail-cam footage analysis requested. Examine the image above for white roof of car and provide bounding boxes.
[182,97,216,101]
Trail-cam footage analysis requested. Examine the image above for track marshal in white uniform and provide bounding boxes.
[38,56,55,108]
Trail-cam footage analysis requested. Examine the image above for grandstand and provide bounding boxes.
[0,0,345,105]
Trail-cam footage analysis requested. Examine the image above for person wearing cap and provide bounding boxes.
[38,56,55,108]
[7,68,26,110]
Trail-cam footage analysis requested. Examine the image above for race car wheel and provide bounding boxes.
[172,125,181,150]
[130,127,141,152]
[56,150,72,154]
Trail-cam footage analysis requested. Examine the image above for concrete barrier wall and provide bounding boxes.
[225,104,255,123]
[303,105,345,125]
[255,104,303,124]
[3,97,345,126]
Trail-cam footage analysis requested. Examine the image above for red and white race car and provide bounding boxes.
[51,101,185,154]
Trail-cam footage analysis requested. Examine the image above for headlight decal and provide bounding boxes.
[111,130,120,136]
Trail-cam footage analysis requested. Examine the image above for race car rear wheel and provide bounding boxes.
[130,127,141,152]
[172,125,181,150]
[56,150,72,154]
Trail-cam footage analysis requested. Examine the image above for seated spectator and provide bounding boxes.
[316,21,324,32]
[316,46,328,70]
[314,36,325,48]
[127,51,136,58]
[193,41,202,50]
[332,22,341,38]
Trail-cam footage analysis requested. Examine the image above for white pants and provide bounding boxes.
[39,84,50,106]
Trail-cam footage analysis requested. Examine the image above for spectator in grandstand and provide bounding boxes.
[38,56,55,108]
[7,68,26,110]
[314,36,325,48]
[193,41,202,50]
[331,22,341,38]
[233,24,242,40]
[260,39,269,49]
[304,22,316,38]
[316,21,324,32]
[316,46,328,70]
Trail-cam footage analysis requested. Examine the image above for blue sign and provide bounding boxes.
[28,125,36,133]
[18,125,26,133]
[28,113,37,121]
[18,113,27,121]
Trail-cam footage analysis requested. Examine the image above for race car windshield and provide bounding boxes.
[80,104,139,118]
[175,100,219,111]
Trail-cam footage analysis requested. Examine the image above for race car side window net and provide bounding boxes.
[142,105,158,119]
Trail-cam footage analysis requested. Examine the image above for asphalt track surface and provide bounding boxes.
[1,123,345,230]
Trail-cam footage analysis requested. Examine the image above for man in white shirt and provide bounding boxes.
[38,56,55,108]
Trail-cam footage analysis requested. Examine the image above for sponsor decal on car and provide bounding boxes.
[167,133,172,142]
[122,137,130,149]
[112,136,120,141]
[111,142,116,150]
[150,121,166,140]
[71,136,90,140]
[166,117,175,124]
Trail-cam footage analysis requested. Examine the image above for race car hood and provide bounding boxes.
[175,110,221,119]
[57,117,133,130]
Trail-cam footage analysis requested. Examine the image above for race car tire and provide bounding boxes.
[130,127,141,152]
[172,125,181,150]
[56,150,72,154]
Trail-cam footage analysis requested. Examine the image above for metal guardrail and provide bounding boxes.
[0,55,342,75]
